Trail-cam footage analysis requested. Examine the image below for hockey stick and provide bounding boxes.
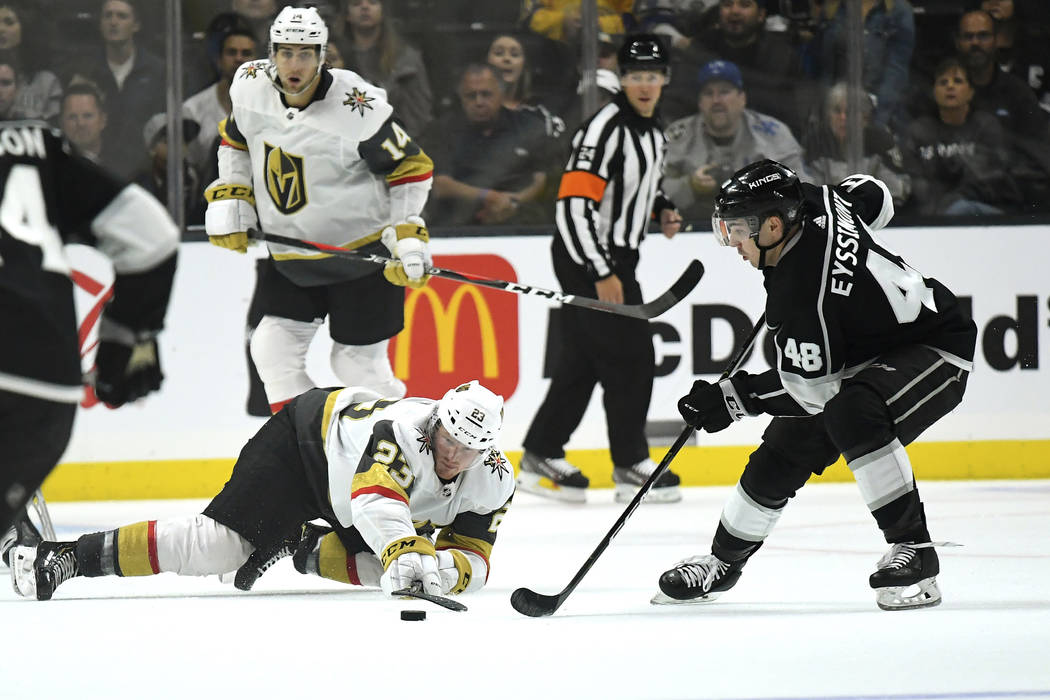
[249,230,703,320]
[393,586,467,612]
[510,313,767,618]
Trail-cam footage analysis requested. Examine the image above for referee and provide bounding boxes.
[517,34,684,505]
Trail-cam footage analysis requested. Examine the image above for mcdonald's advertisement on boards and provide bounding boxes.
[61,227,1050,464]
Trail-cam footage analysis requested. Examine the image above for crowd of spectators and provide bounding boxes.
[7,0,1050,227]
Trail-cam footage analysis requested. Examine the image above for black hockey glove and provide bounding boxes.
[94,337,163,407]
[677,377,750,433]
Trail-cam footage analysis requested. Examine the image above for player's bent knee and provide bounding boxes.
[154,514,254,576]
[823,384,892,456]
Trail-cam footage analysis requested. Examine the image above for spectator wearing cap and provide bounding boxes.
[818,0,915,132]
[662,59,809,222]
[183,16,258,180]
[133,111,204,225]
[69,0,166,179]
[662,0,810,133]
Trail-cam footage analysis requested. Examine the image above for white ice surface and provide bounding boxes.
[3,480,1049,700]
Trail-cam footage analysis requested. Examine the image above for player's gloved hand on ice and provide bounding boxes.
[379,536,442,596]
[94,331,163,407]
[204,181,258,254]
[381,215,432,289]
[677,377,749,433]
[435,549,473,595]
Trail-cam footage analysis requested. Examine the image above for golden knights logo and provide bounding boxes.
[343,88,374,116]
[263,142,307,214]
[239,61,265,79]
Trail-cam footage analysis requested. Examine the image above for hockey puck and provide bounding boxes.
[400,609,427,621]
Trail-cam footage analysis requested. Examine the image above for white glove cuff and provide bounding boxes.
[718,378,749,422]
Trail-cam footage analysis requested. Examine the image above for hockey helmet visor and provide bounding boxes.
[711,213,763,247]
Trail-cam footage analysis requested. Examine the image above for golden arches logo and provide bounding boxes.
[396,285,499,379]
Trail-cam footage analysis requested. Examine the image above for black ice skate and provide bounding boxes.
[1,512,43,569]
[869,541,947,611]
[234,522,331,590]
[9,541,80,601]
[613,458,681,504]
[516,452,589,503]
[650,554,743,605]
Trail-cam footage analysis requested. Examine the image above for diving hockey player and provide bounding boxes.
[655,159,975,611]
[11,381,514,602]
[205,6,434,412]
[0,120,178,539]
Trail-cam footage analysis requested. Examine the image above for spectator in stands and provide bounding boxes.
[662,59,809,222]
[335,0,432,136]
[802,82,911,208]
[183,16,258,180]
[69,0,165,179]
[818,0,915,132]
[324,37,345,69]
[133,111,205,225]
[0,52,23,119]
[0,3,61,120]
[955,9,1046,140]
[522,1,635,43]
[230,0,277,45]
[982,0,1050,112]
[59,82,113,167]
[902,57,1021,216]
[423,63,557,226]
[662,0,810,132]
[486,33,565,139]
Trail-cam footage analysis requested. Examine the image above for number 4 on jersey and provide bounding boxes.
[867,249,937,324]
[0,163,68,274]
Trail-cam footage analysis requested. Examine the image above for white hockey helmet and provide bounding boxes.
[435,381,504,451]
[269,6,328,67]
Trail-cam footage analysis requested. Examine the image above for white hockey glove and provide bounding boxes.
[204,181,258,254]
[436,549,475,595]
[381,215,432,289]
[378,536,442,596]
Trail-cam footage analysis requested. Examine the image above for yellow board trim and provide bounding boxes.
[38,440,1050,501]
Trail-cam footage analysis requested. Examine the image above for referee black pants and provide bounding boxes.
[523,238,655,470]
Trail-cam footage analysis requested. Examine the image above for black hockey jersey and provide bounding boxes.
[742,174,977,416]
[0,121,178,403]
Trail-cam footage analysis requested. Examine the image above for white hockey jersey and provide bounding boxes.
[318,388,514,584]
[219,61,433,285]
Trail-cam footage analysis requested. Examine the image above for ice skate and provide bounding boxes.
[10,542,80,601]
[613,458,681,504]
[516,452,589,503]
[869,541,945,611]
[651,553,742,604]
[234,522,331,590]
[1,512,43,569]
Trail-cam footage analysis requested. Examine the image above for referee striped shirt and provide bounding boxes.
[555,92,671,280]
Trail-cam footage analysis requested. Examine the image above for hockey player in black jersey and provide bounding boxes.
[655,159,976,610]
[0,120,179,536]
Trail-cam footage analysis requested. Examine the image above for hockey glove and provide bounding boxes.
[678,377,749,433]
[379,535,442,596]
[436,549,474,595]
[94,336,163,407]
[204,181,257,254]
[381,216,432,288]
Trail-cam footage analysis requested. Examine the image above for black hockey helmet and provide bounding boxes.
[617,33,670,75]
[711,159,804,248]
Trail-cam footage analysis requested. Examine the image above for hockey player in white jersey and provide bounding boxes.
[204,6,434,413]
[11,380,515,601]
[654,160,976,611]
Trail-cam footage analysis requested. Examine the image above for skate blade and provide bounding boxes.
[650,590,723,606]
[614,484,682,505]
[9,546,38,598]
[515,475,587,503]
[875,577,942,611]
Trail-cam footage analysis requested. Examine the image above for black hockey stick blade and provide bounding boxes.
[392,587,467,612]
[510,587,566,618]
[248,230,703,320]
